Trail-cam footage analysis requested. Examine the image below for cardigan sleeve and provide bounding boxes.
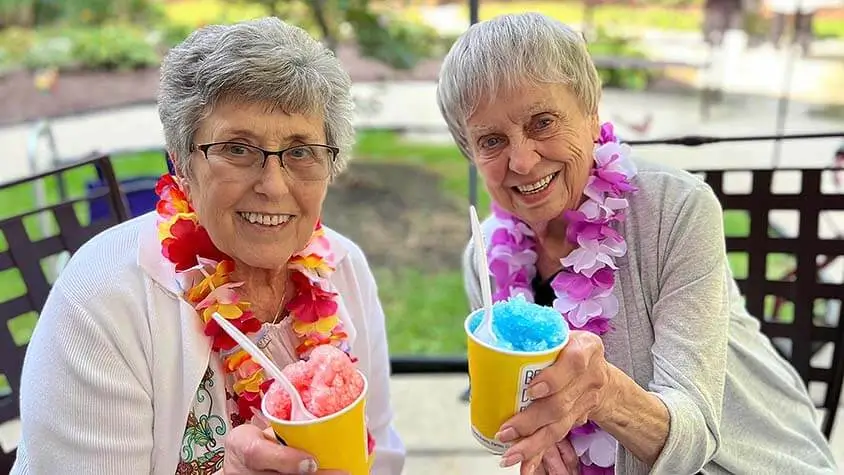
[12,280,153,474]
[350,252,406,475]
[647,184,729,474]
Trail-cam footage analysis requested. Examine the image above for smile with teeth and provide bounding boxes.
[238,212,293,226]
[515,172,558,195]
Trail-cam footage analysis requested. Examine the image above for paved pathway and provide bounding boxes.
[393,375,844,474]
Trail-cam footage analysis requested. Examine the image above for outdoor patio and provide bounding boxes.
[2,0,844,468]
[2,82,843,472]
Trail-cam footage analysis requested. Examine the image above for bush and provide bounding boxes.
[348,8,447,70]
[69,25,160,70]
[22,33,75,70]
[587,29,653,90]
[3,24,160,71]
[156,21,195,48]
[0,0,163,27]
[0,25,35,61]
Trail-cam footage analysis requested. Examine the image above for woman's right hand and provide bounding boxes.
[223,424,348,474]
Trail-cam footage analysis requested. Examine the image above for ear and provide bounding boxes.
[168,151,192,199]
[589,114,601,142]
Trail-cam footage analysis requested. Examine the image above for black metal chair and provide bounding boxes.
[0,154,130,471]
[696,167,844,437]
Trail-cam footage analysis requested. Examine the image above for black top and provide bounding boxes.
[531,269,563,307]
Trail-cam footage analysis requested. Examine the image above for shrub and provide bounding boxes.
[0,0,163,27]
[8,24,160,71]
[69,25,160,70]
[587,29,653,90]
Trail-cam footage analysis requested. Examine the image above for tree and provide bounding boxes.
[238,0,445,71]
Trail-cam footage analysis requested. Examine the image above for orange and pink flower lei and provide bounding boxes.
[154,175,363,436]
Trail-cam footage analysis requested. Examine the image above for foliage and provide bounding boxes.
[0,1,164,70]
[0,23,160,71]
[68,25,160,70]
[222,0,447,70]
[587,29,654,90]
[0,0,163,28]
[163,0,449,71]
[164,0,272,28]
[347,5,446,70]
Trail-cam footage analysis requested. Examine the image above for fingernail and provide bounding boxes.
[528,382,549,399]
[499,453,523,467]
[495,426,518,443]
[298,459,317,473]
[527,461,539,474]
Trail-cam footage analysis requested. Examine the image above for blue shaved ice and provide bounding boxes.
[468,294,568,352]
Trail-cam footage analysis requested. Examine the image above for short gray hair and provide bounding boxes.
[436,13,602,158]
[158,17,355,177]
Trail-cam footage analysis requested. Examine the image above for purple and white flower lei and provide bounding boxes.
[487,122,638,474]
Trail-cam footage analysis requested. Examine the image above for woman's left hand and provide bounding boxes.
[495,331,614,473]
[541,439,580,475]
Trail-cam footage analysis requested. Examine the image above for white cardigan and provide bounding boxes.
[12,212,406,474]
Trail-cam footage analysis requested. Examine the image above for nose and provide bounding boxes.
[508,139,541,175]
[253,153,291,197]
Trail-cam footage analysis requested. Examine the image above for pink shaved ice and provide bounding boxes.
[264,345,364,420]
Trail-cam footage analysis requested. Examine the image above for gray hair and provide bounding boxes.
[158,17,355,177]
[436,13,602,158]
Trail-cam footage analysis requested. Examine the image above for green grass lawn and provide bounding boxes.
[0,131,798,367]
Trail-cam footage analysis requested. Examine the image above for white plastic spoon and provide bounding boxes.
[469,205,497,344]
[210,312,316,421]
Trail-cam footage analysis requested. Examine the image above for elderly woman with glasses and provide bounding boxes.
[440,12,836,475]
[13,18,405,475]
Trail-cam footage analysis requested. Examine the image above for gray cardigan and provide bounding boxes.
[463,160,837,474]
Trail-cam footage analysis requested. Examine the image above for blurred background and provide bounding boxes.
[1,0,843,472]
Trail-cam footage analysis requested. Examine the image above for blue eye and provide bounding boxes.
[481,137,503,149]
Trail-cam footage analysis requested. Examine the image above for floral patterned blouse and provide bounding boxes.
[175,319,300,474]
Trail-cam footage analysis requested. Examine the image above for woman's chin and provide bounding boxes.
[509,194,568,223]
[230,247,293,272]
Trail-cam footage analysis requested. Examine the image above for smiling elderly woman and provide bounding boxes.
[439,13,837,475]
[12,18,405,475]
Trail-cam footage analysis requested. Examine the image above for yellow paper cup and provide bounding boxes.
[464,308,569,455]
[262,370,374,475]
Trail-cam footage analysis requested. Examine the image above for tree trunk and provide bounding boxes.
[309,0,338,52]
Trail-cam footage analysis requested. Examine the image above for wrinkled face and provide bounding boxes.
[179,100,329,270]
[466,84,599,226]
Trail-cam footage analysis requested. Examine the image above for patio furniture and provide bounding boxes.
[0,154,129,472]
[696,167,844,437]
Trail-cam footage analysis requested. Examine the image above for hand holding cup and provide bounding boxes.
[222,424,349,474]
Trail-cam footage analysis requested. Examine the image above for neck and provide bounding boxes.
[232,263,290,323]
[529,214,575,280]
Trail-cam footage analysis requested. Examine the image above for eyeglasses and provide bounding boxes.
[191,141,338,181]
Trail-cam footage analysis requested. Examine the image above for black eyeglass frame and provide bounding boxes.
[190,141,339,171]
